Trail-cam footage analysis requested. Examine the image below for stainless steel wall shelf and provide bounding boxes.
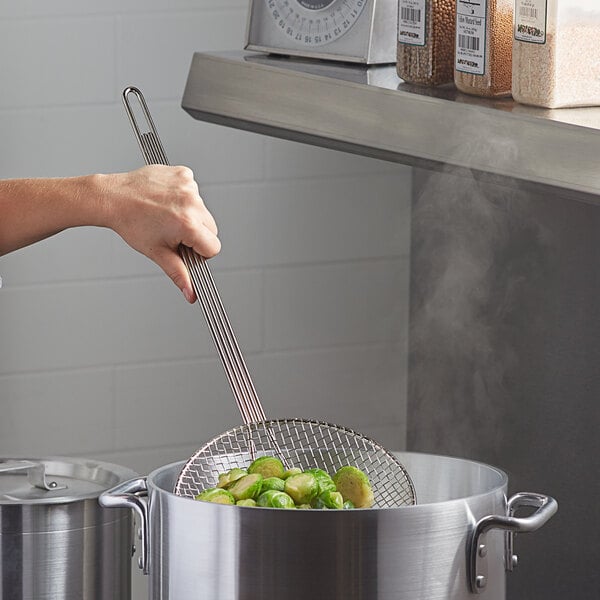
[182,51,600,202]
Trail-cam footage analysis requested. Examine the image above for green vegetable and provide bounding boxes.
[195,488,235,505]
[217,468,247,489]
[228,474,263,501]
[236,499,257,507]
[256,489,296,509]
[248,456,285,479]
[198,459,376,510]
[261,476,285,493]
[332,466,374,508]
[284,472,319,505]
[282,467,302,479]
[305,468,336,494]
[313,490,344,510]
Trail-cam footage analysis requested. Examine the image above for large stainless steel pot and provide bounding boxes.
[0,457,137,599]
[100,452,557,600]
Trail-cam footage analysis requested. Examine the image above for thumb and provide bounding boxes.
[154,249,196,303]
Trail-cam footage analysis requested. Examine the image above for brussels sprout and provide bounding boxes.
[282,467,302,479]
[261,476,285,493]
[343,500,355,510]
[217,468,247,489]
[236,499,257,507]
[313,490,344,510]
[228,474,263,501]
[248,456,285,479]
[195,488,235,505]
[257,489,296,509]
[332,466,374,508]
[284,472,319,505]
[296,503,312,510]
[305,468,336,494]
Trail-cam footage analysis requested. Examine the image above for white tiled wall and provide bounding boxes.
[0,2,411,598]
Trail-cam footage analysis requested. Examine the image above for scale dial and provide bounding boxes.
[265,0,368,47]
[246,0,396,64]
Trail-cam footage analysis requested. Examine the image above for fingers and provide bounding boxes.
[154,249,197,304]
[194,225,221,258]
[202,208,218,236]
[171,165,219,238]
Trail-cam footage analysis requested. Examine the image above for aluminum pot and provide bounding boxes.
[0,457,137,600]
[100,452,557,600]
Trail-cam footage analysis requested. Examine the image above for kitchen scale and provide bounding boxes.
[245,0,398,64]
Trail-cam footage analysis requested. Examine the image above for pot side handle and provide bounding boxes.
[99,477,150,575]
[468,492,558,594]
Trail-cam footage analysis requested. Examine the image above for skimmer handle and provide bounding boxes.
[121,87,275,449]
[123,86,169,166]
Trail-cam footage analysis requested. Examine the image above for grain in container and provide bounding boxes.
[454,0,513,96]
[512,0,600,108]
[397,0,457,85]
[0,457,137,600]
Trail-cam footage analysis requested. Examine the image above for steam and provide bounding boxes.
[408,137,555,459]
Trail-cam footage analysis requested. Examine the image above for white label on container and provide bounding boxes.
[455,0,487,75]
[398,0,427,46]
[515,0,547,43]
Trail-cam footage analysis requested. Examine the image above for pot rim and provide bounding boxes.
[147,451,509,510]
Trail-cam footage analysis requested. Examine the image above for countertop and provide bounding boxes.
[182,51,600,203]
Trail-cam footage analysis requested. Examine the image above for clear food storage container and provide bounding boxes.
[512,0,600,108]
[454,0,513,96]
[397,0,457,86]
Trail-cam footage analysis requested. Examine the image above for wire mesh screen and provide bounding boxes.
[175,419,416,508]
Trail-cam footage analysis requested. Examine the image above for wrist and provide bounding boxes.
[81,173,114,229]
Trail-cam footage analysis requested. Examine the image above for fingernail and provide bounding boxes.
[183,286,195,303]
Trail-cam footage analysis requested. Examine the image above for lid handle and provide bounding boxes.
[0,460,67,491]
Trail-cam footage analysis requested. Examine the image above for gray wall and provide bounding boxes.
[408,168,600,600]
[0,2,411,599]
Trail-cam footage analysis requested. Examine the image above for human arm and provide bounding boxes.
[0,165,220,302]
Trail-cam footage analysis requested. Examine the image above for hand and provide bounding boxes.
[98,165,221,303]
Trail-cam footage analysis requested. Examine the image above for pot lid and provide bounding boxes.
[0,456,137,504]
